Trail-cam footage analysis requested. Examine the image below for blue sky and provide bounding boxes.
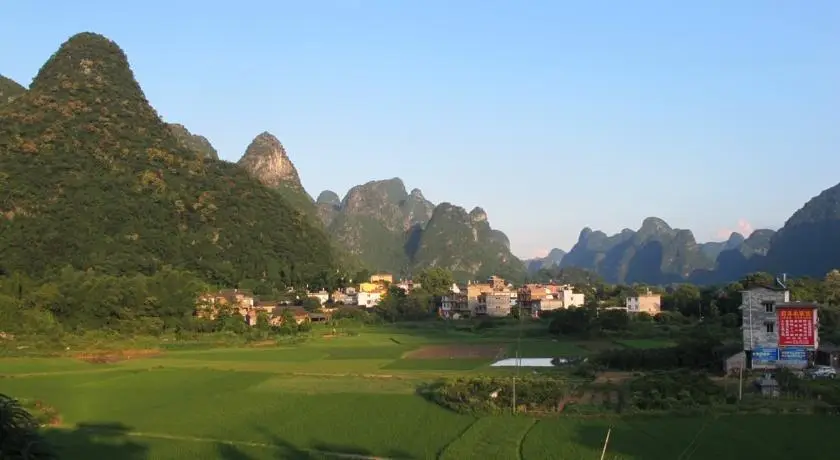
[1,1,838,259]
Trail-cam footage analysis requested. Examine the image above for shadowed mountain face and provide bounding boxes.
[0,32,336,287]
[761,183,840,278]
[525,248,567,273]
[559,181,840,285]
[700,232,745,261]
[559,216,777,285]
[560,217,722,284]
[314,179,524,280]
[547,179,840,284]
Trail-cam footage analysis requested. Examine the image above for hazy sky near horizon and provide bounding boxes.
[2,1,838,259]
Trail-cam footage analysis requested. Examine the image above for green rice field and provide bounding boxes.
[2,327,837,459]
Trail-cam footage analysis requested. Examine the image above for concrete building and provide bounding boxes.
[558,288,585,308]
[739,284,822,370]
[356,291,382,308]
[482,292,513,317]
[518,284,585,314]
[440,284,469,318]
[741,285,790,358]
[625,292,662,315]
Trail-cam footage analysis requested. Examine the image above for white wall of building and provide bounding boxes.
[356,292,382,308]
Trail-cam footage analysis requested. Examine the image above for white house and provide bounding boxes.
[356,291,382,308]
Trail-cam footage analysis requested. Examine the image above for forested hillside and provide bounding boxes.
[0,32,336,292]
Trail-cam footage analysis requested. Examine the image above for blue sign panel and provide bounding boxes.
[779,347,807,362]
[753,347,779,363]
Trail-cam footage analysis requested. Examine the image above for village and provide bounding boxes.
[195,273,664,325]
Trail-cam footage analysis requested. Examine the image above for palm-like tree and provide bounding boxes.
[0,394,56,460]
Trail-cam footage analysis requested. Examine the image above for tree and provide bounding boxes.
[415,268,454,297]
[598,309,629,331]
[300,296,322,313]
[0,394,56,459]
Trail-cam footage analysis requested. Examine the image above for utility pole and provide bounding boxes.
[600,427,612,460]
[738,364,743,401]
[512,303,524,414]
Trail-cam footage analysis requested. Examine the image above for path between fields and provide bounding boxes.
[54,425,400,460]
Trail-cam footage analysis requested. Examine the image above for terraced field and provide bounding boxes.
[2,328,837,459]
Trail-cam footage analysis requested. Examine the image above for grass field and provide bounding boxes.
[2,325,838,459]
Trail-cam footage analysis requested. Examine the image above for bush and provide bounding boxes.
[592,334,741,373]
[622,370,727,411]
[419,376,569,415]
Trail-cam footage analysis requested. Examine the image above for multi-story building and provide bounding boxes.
[482,292,513,317]
[558,287,585,308]
[466,280,495,314]
[741,283,819,369]
[518,284,585,314]
[440,284,469,318]
[442,276,512,318]
[625,291,662,315]
[741,285,789,356]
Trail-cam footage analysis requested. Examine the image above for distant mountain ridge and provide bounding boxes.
[229,134,523,280]
[314,178,525,281]
[558,217,776,284]
[525,248,567,273]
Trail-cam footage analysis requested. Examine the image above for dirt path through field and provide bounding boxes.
[54,425,401,459]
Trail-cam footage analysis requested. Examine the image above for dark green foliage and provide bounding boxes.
[322,179,522,281]
[0,75,26,106]
[527,266,602,285]
[300,296,322,312]
[375,285,436,321]
[622,370,727,411]
[592,333,740,372]
[414,267,454,297]
[419,377,569,415]
[0,32,336,291]
[411,204,525,282]
[0,394,56,459]
[167,123,218,160]
[546,306,630,337]
[0,268,210,334]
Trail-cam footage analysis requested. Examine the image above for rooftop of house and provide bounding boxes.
[272,306,309,317]
[217,289,254,297]
[775,302,818,309]
[741,285,789,293]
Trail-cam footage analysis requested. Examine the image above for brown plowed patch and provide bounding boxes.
[75,348,162,364]
[594,371,634,384]
[405,344,504,359]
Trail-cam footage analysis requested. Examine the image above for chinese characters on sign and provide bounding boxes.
[777,307,815,347]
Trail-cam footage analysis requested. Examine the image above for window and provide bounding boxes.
[762,301,775,313]
[765,322,775,333]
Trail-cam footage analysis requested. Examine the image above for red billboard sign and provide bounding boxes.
[778,307,816,347]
